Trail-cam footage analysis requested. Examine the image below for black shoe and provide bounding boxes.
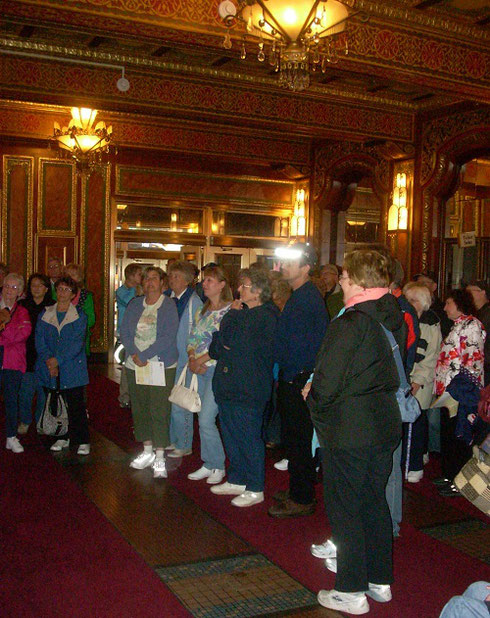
[432,477,451,487]
[438,484,460,497]
[272,489,289,502]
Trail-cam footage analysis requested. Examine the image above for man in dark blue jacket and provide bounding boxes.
[269,243,328,518]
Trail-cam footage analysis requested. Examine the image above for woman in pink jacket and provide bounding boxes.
[0,273,32,453]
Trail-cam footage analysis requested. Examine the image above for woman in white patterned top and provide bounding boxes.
[186,265,232,485]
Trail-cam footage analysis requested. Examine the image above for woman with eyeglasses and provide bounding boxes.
[209,268,277,507]
[35,276,90,455]
[0,273,32,453]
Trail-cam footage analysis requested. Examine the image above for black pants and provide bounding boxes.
[440,408,472,481]
[277,379,316,504]
[322,442,396,592]
[60,386,90,446]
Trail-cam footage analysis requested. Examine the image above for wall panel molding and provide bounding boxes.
[1,155,34,275]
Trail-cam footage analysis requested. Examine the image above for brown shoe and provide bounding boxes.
[272,489,289,502]
[268,497,315,518]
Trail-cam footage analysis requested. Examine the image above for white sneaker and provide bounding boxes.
[167,448,192,458]
[6,437,24,453]
[210,482,246,495]
[50,439,69,452]
[317,590,369,615]
[231,491,264,507]
[207,469,225,485]
[188,466,212,481]
[311,539,337,559]
[164,444,176,451]
[77,444,90,456]
[130,451,155,469]
[152,458,167,478]
[274,458,288,471]
[366,583,392,603]
[407,470,423,483]
[325,557,337,573]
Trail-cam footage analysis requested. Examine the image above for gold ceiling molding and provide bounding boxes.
[0,38,421,112]
[354,0,490,42]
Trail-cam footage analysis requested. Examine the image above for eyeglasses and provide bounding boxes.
[57,286,73,293]
[3,284,19,290]
[239,283,252,288]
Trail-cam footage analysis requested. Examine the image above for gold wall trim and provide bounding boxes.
[2,155,34,275]
[38,158,77,236]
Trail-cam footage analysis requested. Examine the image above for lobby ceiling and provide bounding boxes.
[0,0,488,147]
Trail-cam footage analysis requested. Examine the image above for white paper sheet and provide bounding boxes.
[135,361,166,386]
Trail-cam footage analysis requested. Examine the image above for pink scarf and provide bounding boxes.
[344,287,390,309]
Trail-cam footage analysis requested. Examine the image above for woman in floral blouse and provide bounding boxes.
[185,265,232,485]
[434,288,485,495]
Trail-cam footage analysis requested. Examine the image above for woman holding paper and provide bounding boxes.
[120,266,179,479]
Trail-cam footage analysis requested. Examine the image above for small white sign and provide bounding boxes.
[135,361,166,386]
[459,231,476,248]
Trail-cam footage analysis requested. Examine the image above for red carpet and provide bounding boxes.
[87,371,490,618]
[0,444,188,618]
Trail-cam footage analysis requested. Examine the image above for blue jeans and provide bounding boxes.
[19,371,46,425]
[170,364,195,451]
[196,366,225,470]
[0,368,23,438]
[219,400,265,492]
[439,582,490,618]
[385,440,402,537]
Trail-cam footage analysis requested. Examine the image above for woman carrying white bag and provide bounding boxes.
[183,265,232,485]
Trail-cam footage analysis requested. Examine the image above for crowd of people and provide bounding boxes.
[1,246,489,615]
[0,257,95,455]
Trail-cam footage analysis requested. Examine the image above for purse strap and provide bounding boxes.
[378,323,410,391]
[176,364,188,386]
[189,372,199,392]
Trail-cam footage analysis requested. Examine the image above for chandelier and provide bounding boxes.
[218,0,359,92]
[52,107,115,175]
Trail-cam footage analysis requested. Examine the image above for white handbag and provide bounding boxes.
[168,364,201,413]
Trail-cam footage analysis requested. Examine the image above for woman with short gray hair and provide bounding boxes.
[0,273,32,453]
[403,281,442,482]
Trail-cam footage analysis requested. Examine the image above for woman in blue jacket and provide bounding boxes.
[209,268,277,508]
[35,276,89,455]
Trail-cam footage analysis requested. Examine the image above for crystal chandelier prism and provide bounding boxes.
[218,0,361,92]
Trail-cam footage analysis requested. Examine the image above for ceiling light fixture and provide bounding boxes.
[218,0,363,92]
[52,107,115,176]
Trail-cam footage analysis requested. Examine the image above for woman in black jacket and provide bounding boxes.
[209,268,277,508]
[307,250,405,615]
[18,273,55,433]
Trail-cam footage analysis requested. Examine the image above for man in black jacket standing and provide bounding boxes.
[269,243,328,518]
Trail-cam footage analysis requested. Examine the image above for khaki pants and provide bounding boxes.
[126,367,176,448]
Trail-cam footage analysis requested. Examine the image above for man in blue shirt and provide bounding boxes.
[116,263,142,407]
[269,243,329,518]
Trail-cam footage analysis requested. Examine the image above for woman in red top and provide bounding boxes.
[0,273,32,453]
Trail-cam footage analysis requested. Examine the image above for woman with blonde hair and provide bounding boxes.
[308,249,405,614]
[64,263,95,356]
[402,281,442,482]
[185,265,233,485]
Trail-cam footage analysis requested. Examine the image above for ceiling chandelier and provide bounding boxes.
[218,0,360,92]
[52,107,115,176]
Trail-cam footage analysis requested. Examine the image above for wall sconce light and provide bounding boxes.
[291,188,307,238]
[388,172,408,231]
